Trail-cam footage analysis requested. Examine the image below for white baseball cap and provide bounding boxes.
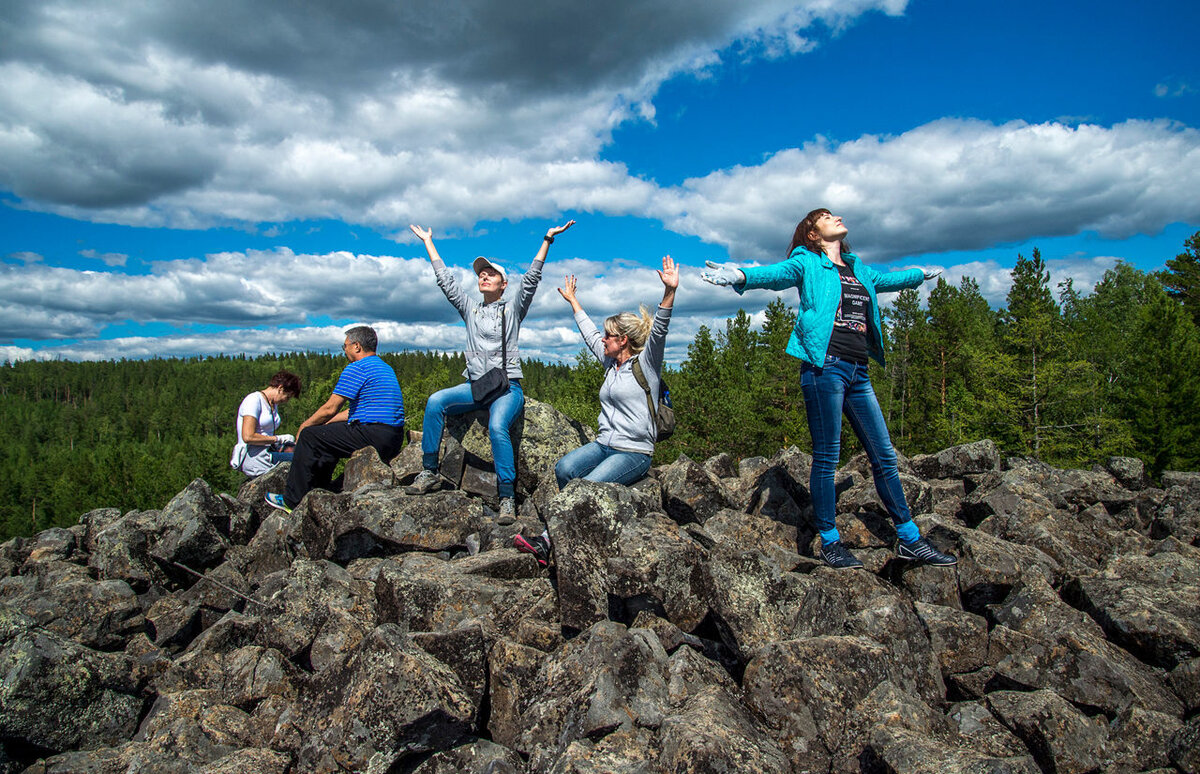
[472,256,507,281]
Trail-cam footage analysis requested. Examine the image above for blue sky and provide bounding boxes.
[1,0,1197,364]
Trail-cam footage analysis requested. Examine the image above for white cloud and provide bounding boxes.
[654,119,1200,263]
[80,249,128,267]
[0,1,904,230]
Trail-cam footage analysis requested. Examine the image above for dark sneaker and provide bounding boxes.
[820,540,863,569]
[513,534,551,567]
[897,537,958,566]
[497,497,517,525]
[264,492,293,514]
[405,469,447,495]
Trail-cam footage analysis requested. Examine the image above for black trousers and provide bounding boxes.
[284,422,404,508]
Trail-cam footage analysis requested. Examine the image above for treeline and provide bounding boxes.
[2,233,1197,540]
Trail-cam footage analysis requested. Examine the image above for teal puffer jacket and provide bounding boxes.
[736,246,924,366]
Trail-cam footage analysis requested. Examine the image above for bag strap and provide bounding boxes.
[630,356,657,422]
[500,304,507,372]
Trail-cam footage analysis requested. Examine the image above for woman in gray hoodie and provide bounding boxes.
[406,220,575,523]
[514,256,677,565]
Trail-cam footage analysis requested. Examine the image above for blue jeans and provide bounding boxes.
[800,356,913,534]
[555,441,652,489]
[421,380,524,499]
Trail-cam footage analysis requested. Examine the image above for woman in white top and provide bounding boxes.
[230,370,302,476]
[514,257,678,565]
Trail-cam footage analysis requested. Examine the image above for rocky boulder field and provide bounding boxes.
[1,398,1198,773]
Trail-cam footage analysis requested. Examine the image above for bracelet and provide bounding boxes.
[544,235,554,244]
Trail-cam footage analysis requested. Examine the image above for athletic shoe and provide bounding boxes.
[497,497,517,525]
[820,540,863,570]
[514,534,551,567]
[897,537,958,566]
[405,469,447,495]
[264,492,292,514]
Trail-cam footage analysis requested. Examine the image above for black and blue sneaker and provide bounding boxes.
[820,540,863,570]
[897,536,957,566]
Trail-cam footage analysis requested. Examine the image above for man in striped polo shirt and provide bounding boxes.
[265,325,405,512]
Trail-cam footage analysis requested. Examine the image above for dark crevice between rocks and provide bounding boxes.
[963,583,1013,620]
[476,653,494,742]
[690,610,745,684]
[2,736,57,771]
[584,721,621,742]
[331,529,406,564]
[290,640,315,673]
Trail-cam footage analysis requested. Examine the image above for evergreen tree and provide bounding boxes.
[1160,230,1200,326]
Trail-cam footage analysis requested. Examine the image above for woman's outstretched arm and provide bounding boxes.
[411,224,469,316]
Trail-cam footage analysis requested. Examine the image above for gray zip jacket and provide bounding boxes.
[575,304,671,454]
[433,258,543,381]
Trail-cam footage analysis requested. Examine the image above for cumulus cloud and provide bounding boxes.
[654,119,1200,263]
[0,1,904,229]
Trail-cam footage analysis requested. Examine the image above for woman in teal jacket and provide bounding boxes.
[702,208,956,570]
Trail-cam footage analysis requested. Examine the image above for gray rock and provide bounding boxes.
[342,444,397,492]
[1167,656,1200,714]
[517,622,671,759]
[375,553,555,648]
[660,454,735,524]
[985,690,1107,774]
[1064,549,1200,669]
[6,579,143,651]
[987,575,1182,716]
[544,480,709,632]
[1105,706,1182,773]
[298,487,486,562]
[286,624,476,773]
[1169,715,1200,774]
[0,608,143,753]
[911,439,1001,479]
[1105,456,1149,490]
[252,559,371,665]
[914,601,988,676]
[408,739,524,774]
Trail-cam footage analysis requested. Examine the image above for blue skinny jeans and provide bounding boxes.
[555,441,652,490]
[800,356,914,535]
[421,380,524,499]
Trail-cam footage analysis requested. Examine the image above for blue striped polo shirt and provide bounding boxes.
[333,355,405,426]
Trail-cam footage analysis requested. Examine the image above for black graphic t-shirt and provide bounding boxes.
[825,263,871,364]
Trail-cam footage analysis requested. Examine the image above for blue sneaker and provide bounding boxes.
[264,492,293,514]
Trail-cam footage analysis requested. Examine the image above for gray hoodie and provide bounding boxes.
[433,259,543,381]
[575,304,672,454]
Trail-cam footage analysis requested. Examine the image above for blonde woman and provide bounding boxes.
[514,257,677,565]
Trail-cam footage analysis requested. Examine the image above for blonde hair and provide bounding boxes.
[603,306,654,354]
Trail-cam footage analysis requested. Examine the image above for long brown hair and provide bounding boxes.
[787,208,850,258]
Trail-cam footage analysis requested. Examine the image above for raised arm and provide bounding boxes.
[639,256,677,373]
[531,220,576,265]
[516,220,576,319]
[411,224,470,316]
[559,274,605,360]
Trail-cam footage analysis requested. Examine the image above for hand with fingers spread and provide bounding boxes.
[409,224,432,243]
[657,255,679,289]
[700,260,745,287]
[557,274,583,313]
[658,255,679,308]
